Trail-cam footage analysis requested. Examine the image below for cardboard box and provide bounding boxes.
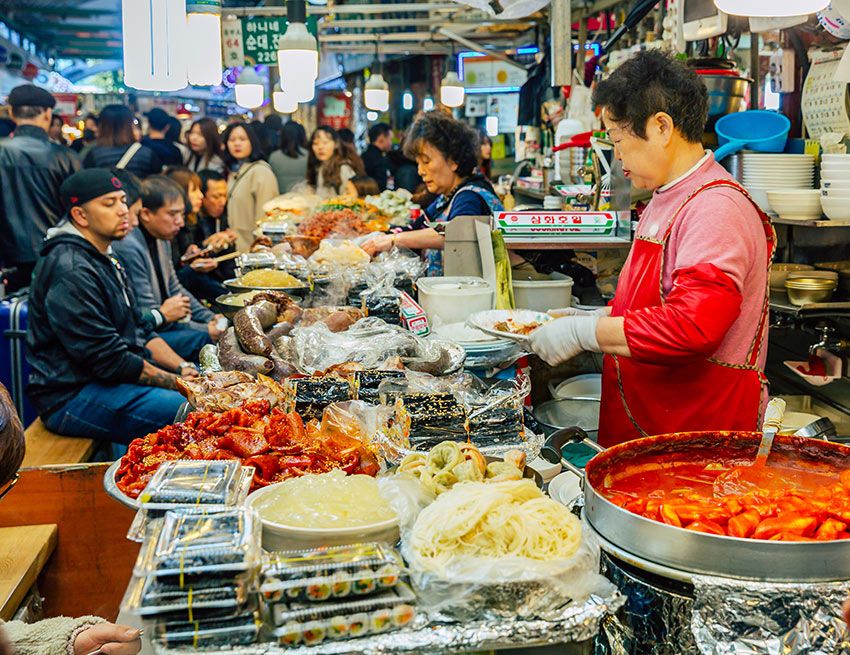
[493,210,627,238]
[400,291,430,336]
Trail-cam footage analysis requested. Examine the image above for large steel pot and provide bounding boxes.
[541,428,850,582]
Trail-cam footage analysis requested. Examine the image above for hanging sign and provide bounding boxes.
[221,16,318,67]
[317,91,352,130]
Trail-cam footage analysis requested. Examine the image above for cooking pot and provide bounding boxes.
[541,428,850,581]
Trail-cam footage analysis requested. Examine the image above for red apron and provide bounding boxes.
[598,179,776,448]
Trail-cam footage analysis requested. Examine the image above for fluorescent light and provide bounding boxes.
[440,71,464,108]
[186,2,222,86]
[235,67,264,108]
[402,91,413,110]
[366,111,379,121]
[485,115,498,137]
[466,86,521,94]
[714,0,828,16]
[122,0,188,91]
[277,16,318,102]
[423,95,434,111]
[364,72,389,111]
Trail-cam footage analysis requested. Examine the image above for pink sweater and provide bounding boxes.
[632,153,769,368]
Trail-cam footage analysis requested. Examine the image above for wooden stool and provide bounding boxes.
[21,419,95,468]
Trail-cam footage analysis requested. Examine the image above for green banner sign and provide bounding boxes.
[222,16,319,67]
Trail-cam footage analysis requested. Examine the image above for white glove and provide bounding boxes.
[548,306,612,318]
[530,316,601,366]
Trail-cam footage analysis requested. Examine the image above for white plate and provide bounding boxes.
[466,309,553,345]
[548,471,582,506]
[430,321,512,347]
[528,456,562,483]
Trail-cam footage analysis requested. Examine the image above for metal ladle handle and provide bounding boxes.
[540,427,604,478]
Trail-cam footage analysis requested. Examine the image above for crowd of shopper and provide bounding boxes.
[0,82,499,446]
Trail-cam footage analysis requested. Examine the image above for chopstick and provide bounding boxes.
[212,251,241,263]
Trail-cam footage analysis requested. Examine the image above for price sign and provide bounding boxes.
[224,16,318,67]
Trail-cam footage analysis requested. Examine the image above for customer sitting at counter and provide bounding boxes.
[530,50,773,448]
[113,175,223,361]
[362,111,503,275]
[26,170,195,442]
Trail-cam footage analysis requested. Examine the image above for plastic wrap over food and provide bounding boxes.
[376,371,541,462]
[152,591,624,654]
[402,517,617,623]
[691,576,850,655]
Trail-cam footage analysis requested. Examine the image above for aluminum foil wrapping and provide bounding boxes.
[594,553,697,655]
[153,591,624,655]
[691,577,850,655]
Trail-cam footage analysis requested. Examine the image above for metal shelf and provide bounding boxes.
[769,291,850,318]
[772,217,850,228]
[504,236,632,250]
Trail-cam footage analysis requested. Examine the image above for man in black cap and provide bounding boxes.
[26,169,197,444]
[141,107,183,168]
[0,84,79,292]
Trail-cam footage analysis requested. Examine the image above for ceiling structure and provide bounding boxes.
[0,0,551,63]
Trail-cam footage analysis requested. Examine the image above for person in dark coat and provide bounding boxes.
[141,108,184,168]
[83,104,162,178]
[26,169,194,443]
[0,84,80,292]
[361,122,392,191]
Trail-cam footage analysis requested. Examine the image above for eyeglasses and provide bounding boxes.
[0,473,19,502]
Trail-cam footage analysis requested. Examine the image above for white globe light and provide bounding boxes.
[123,0,188,91]
[273,88,298,113]
[713,0,828,15]
[402,91,413,110]
[364,73,389,111]
[278,21,318,102]
[423,96,434,111]
[186,8,222,86]
[440,71,465,108]
[366,111,379,121]
[235,68,264,109]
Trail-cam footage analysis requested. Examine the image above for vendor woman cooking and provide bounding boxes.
[531,51,774,448]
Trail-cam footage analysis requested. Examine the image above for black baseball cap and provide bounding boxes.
[145,107,171,131]
[60,169,124,210]
[8,84,56,109]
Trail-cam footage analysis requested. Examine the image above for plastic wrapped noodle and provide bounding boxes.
[402,481,617,620]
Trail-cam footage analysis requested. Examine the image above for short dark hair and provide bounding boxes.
[221,122,266,165]
[279,121,307,159]
[592,50,708,143]
[348,175,380,197]
[368,122,391,144]
[84,112,98,125]
[10,105,47,120]
[141,175,186,213]
[0,383,24,489]
[403,112,479,178]
[111,168,142,207]
[337,128,355,144]
[198,168,226,195]
[164,116,183,143]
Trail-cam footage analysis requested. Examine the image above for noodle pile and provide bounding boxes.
[408,479,582,573]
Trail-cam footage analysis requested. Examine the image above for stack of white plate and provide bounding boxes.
[430,322,514,357]
[742,154,816,212]
[765,189,822,221]
[820,154,850,220]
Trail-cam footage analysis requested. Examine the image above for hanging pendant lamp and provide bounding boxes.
[122,0,188,91]
[277,0,318,103]
[714,0,828,16]
[186,0,223,86]
[235,67,264,108]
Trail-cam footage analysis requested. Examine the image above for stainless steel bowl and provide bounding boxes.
[532,397,600,439]
[785,277,838,305]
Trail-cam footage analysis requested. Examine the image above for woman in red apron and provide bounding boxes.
[531,50,775,447]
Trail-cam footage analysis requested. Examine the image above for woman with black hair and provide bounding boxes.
[478,129,493,179]
[82,104,162,178]
[306,126,364,198]
[363,111,502,275]
[222,122,279,252]
[268,120,308,192]
[185,117,225,174]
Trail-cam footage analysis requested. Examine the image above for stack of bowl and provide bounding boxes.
[765,189,823,221]
[742,153,815,212]
[820,154,850,220]
[785,273,838,306]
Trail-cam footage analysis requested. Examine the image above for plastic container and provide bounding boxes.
[512,276,574,313]
[134,508,261,580]
[416,277,493,325]
[259,543,404,604]
[267,585,417,642]
[152,613,260,648]
[121,574,250,619]
[714,110,790,162]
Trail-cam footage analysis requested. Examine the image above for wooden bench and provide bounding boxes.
[21,419,95,468]
[0,524,58,620]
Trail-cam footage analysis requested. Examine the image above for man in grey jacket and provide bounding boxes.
[113,175,224,362]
